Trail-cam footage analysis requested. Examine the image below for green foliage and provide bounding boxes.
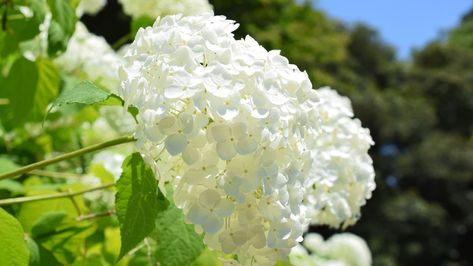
[47,0,76,56]
[115,153,166,261]
[0,57,60,129]
[149,187,205,266]
[53,80,113,107]
[0,208,29,266]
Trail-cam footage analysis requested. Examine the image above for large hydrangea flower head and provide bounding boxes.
[119,13,374,265]
[118,0,212,18]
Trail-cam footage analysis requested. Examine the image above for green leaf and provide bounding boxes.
[25,236,41,266]
[149,187,205,266]
[54,80,112,106]
[47,0,76,56]
[0,57,38,126]
[17,185,86,232]
[0,57,60,128]
[0,156,18,173]
[47,21,69,57]
[0,208,30,266]
[6,2,45,42]
[31,211,67,238]
[30,211,95,265]
[115,152,165,261]
[32,59,60,120]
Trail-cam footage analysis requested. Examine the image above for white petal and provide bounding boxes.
[158,116,178,135]
[215,198,234,217]
[164,85,184,99]
[220,234,237,253]
[199,189,221,208]
[187,204,207,225]
[182,147,200,165]
[235,137,257,155]
[217,140,237,160]
[211,124,231,142]
[179,112,194,134]
[165,134,187,155]
[231,122,247,139]
[202,214,223,234]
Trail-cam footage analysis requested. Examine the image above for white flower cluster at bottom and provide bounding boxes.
[290,233,372,266]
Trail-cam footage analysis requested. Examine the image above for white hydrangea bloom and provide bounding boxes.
[289,233,372,266]
[119,13,374,265]
[304,87,375,228]
[55,22,123,92]
[118,0,212,18]
[77,0,107,16]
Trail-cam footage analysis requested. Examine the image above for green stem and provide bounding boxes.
[0,136,135,180]
[112,33,131,50]
[77,210,115,221]
[29,170,82,179]
[0,183,115,206]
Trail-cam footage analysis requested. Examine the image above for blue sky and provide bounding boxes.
[313,0,472,59]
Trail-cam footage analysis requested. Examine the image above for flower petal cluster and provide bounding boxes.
[304,87,375,228]
[290,233,372,266]
[118,0,212,18]
[119,13,374,265]
[54,22,123,92]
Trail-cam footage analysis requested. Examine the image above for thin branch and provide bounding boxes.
[29,169,82,179]
[77,210,115,221]
[0,183,115,206]
[0,136,135,180]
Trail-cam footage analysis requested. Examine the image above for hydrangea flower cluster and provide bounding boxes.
[303,87,375,228]
[55,22,123,92]
[118,13,374,265]
[118,0,212,18]
[290,233,372,266]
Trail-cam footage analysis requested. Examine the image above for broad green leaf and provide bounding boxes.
[0,208,30,266]
[149,187,205,266]
[32,59,60,120]
[6,3,45,42]
[54,81,112,106]
[25,236,41,266]
[47,21,69,57]
[115,152,164,261]
[0,156,18,173]
[0,57,38,126]
[0,179,24,193]
[31,212,95,265]
[47,0,76,56]
[18,182,87,232]
[0,57,60,128]
[31,211,67,238]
